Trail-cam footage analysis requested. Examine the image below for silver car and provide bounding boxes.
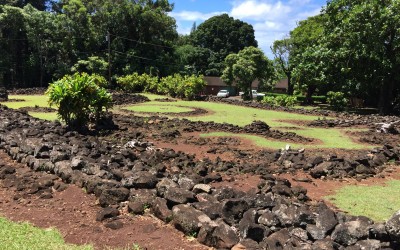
[217,90,230,98]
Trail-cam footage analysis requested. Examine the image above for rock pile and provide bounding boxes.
[1,105,400,249]
[111,93,150,105]
[276,146,400,180]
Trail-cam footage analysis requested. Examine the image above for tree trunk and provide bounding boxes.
[286,73,294,95]
[305,85,316,104]
[378,77,395,115]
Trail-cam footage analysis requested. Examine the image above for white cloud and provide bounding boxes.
[170,11,225,22]
[231,0,291,21]
[170,0,324,58]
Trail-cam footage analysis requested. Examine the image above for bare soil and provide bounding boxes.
[0,151,209,250]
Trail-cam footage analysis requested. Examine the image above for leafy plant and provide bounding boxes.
[275,95,297,107]
[46,72,113,129]
[159,74,206,100]
[261,95,297,107]
[116,73,158,93]
[327,91,348,111]
[261,96,276,106]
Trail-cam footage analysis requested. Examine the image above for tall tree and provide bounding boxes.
[222,46,274,99]
[288,14,329,103]
[322,0,400,114]
[271,38,294,95]
[191,14,258,76]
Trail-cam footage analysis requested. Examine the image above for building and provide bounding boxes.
[274,78,288,93]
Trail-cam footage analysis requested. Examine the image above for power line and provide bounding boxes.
[111,34,175,49]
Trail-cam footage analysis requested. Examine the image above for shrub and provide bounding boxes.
[46,72,113,129]
[327,91,348,111]
[116,73,158,93]
[261,96,276,106]
[262,95,297,107]
[159,74,206,100]
[275,95,297,107]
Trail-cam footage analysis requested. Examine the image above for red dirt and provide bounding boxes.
[0,151,209,250]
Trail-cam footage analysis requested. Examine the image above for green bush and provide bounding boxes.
[116,73,158,93]
[327,91,348,111]
[261,95,297,107]
[261,96,276,106]
[46,72,113,129]
[159,74,206,100]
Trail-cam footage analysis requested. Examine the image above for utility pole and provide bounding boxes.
[107,31,111,86]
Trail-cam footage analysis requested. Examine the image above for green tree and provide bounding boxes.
[289,14,327,103]
[191,14,257,76]
[271,38,294,95]
[222,46,274,99]
[322,0,400,114]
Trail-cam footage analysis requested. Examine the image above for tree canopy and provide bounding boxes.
[222,46,274,99]
[189,14,258,76]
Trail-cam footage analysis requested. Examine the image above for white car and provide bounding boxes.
[239,90,265,98]
[217,90,230,98]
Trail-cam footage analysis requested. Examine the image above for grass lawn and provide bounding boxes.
[29,112,58,121]
[0,217,92,250]
[125,105,194,114]
[326,180,400,222]
[1,95,50,109]
[123,94,371,150]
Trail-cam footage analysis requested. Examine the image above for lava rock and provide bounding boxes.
[172,204,212,235]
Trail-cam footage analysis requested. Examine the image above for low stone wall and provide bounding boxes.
[1,105,400,249]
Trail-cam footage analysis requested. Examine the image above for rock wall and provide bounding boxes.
[0,105,400,249]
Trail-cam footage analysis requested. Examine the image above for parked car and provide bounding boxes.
[239,90,265,98]
[217,90,230,98]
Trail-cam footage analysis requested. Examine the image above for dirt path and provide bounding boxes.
[0,151,209,250]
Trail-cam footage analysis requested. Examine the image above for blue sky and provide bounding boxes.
[170,0,326,58]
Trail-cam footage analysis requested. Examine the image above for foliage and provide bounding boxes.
[71,56,109,78]
[261,95,298,107]
[275,95,297,107]
[222,46,274,100]
[116,73,158,93]
[289,14,327,103]
[159,74,206,100]
[190,14,258,76]
[327,91,347,111]
[46,72,112,128]
[0,0,178,88]
[271,38,294,95]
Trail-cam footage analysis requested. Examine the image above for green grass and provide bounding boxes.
[0,217,92,250]
[326,180,400,222]
[126,99,320,128]
[29,112,58,121]
[125,105,194,114]
[1,95,50,109]
[201,130,371,150]
[124,94,370,149]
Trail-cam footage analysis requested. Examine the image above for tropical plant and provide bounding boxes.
[116,73,158,93]
[327,91,347,111]
[46,72,113,129]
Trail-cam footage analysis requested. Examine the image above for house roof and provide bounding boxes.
[204,76,260,88]
[275,78,288,89]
